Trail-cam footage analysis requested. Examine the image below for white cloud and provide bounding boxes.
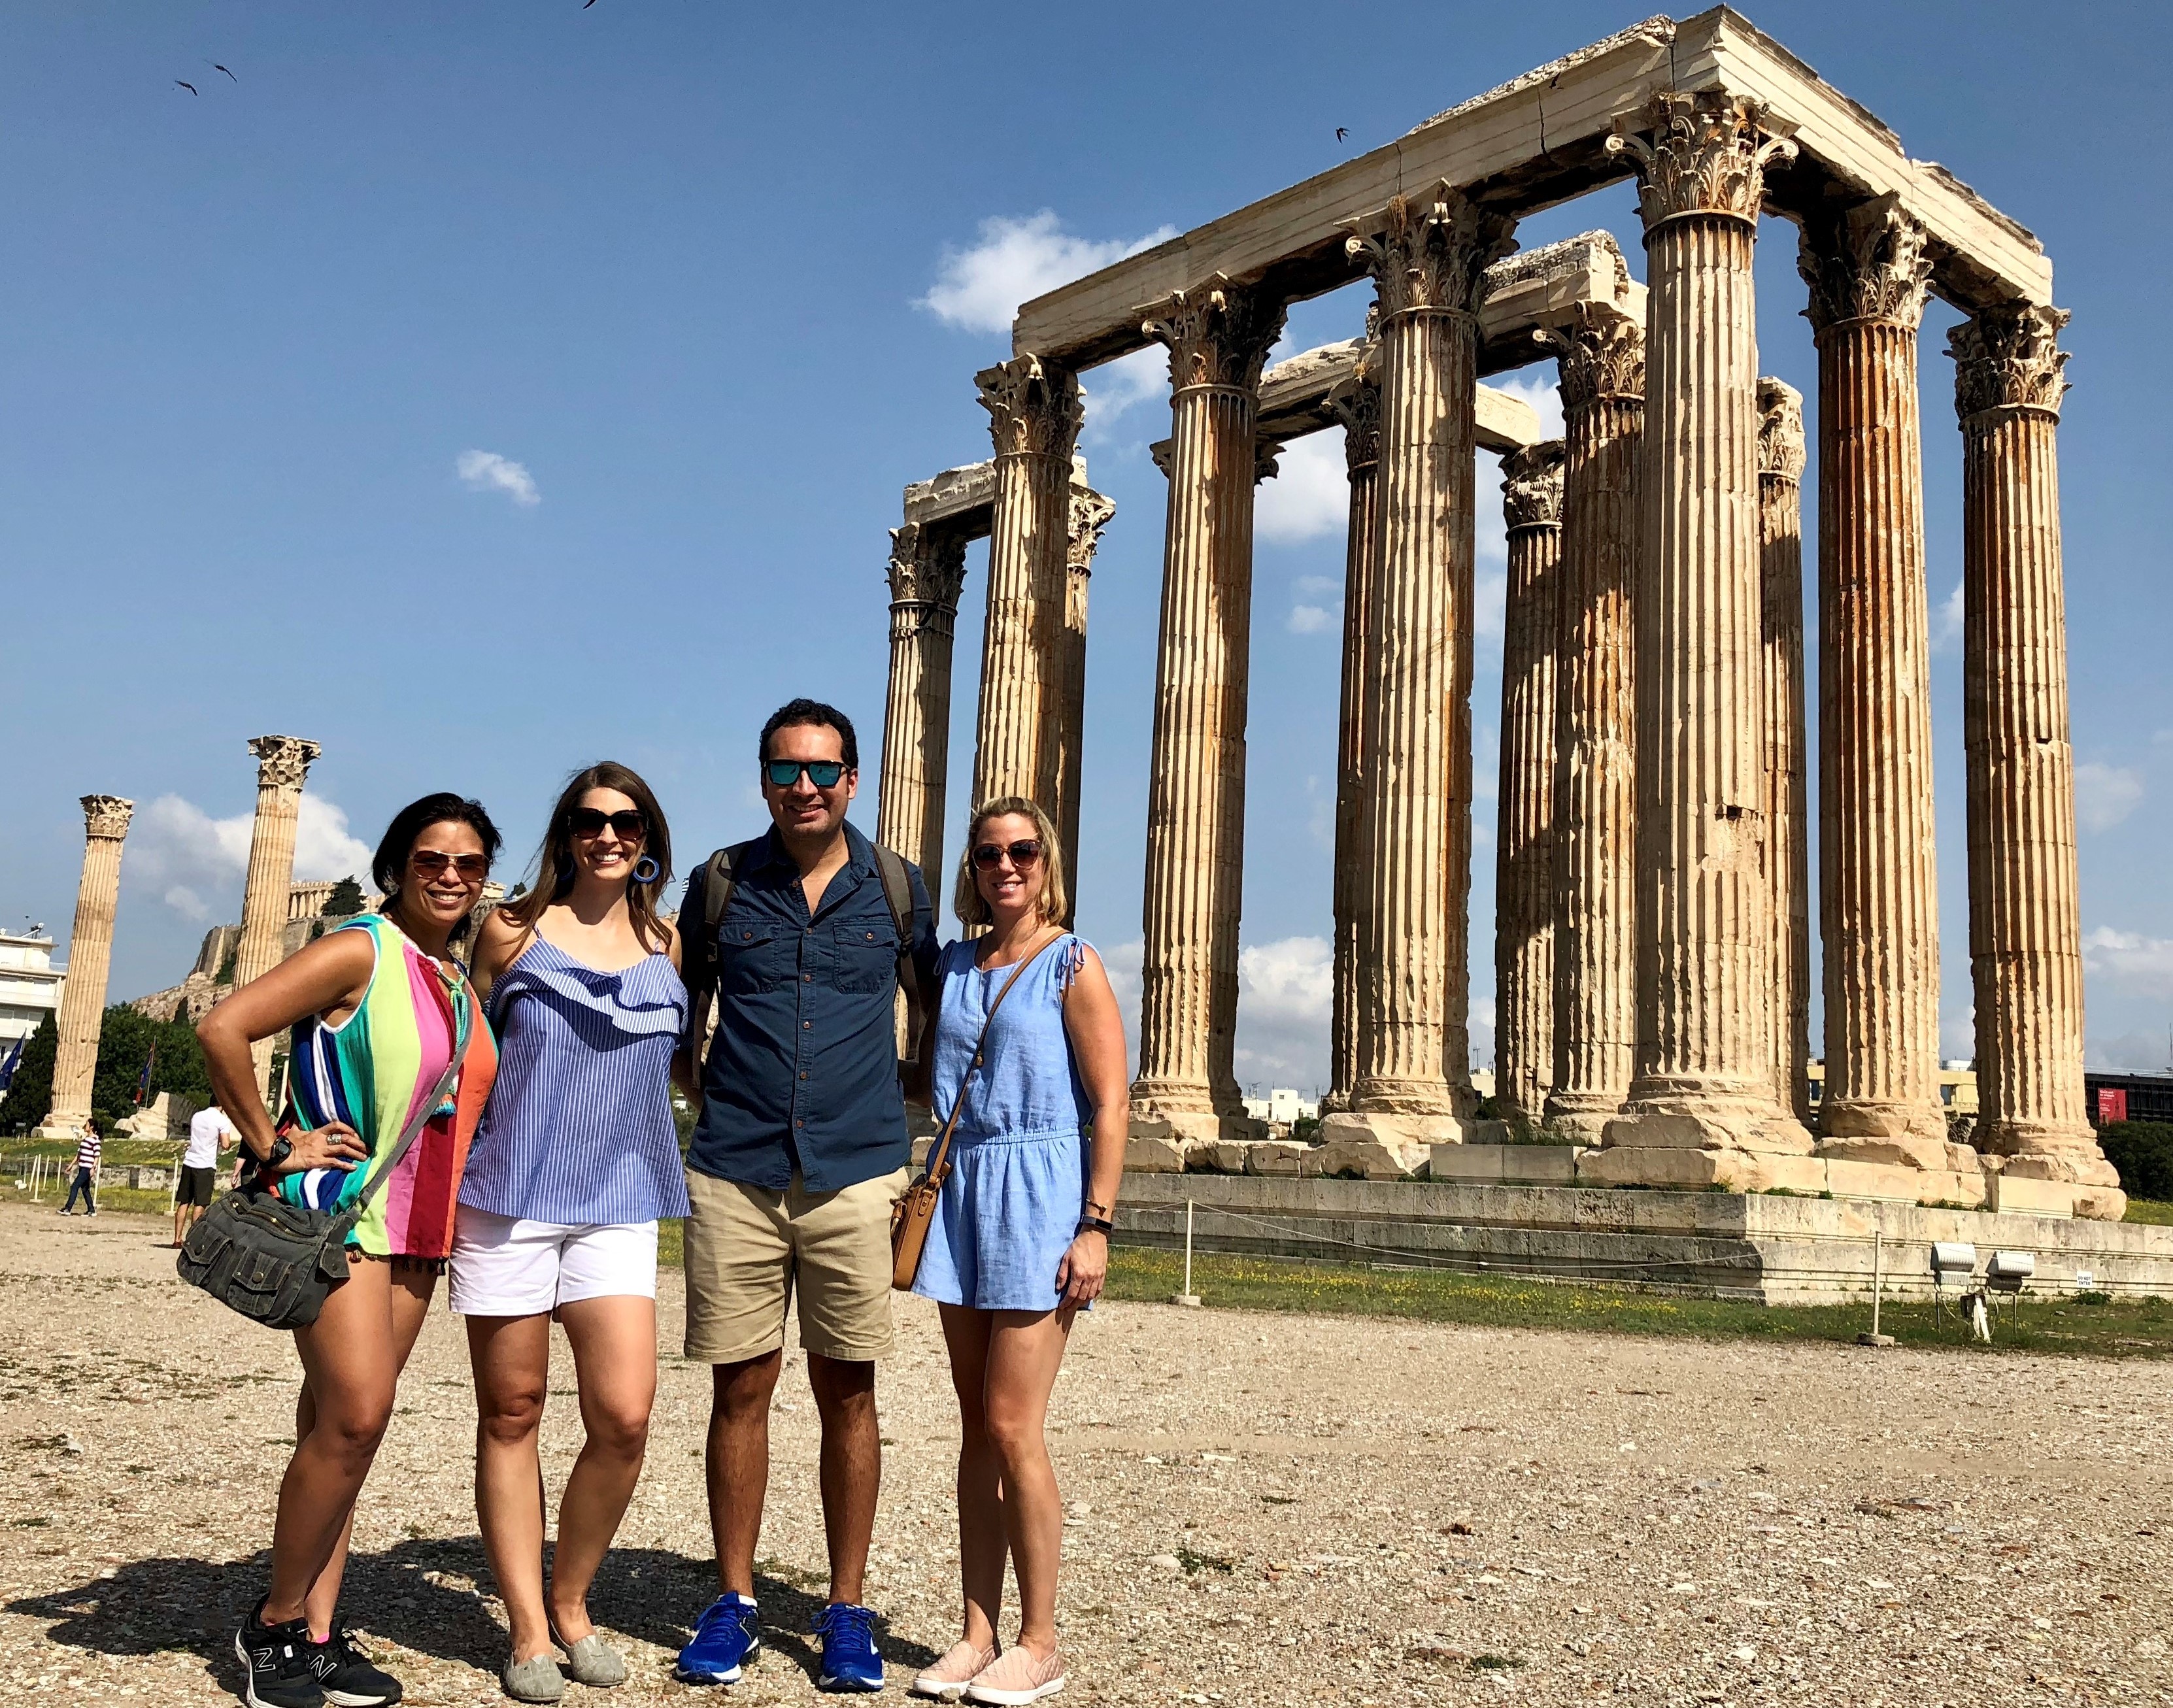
[917,210,1177,336]
[1931,580,1963,652]
[1288,604,1334,635]
[2082,926,2173,998]
[1079,346,1167,441]
[1257,433,1350,544]
[2075,762,2144,832]
[1234,935,1332,1089]
[130,792,375,923]
[1940,1007,1975,1062]
[1099,939,1144,1078]
[1491,372,1564,442]
[292,797,376,882]
[163,886,209,923]
[456,448,540,507]
[2089,1031,2173,1073]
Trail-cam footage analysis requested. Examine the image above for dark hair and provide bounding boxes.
[371,794,503,939]
[498,762,674,955]
[759,697,858,771]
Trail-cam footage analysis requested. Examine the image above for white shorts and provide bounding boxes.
[447,1205,660,1316]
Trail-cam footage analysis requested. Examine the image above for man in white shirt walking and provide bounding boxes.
[173,1102,234,1248]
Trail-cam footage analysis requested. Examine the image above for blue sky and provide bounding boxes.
[6,1,2172,1092]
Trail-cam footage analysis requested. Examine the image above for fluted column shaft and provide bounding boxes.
[1132,280,1284,1130]
[41,796,134,1133]
[1757,378,1812,1128]
[1951,304,2107,1182]
[1494,443,1566,1133]
[876,526,968,886]
[1055,485,1116,916]
[1540,309,1644,1139]
[973,356,1082,814]
[1608,94,1808,1150]
[235,735,321,1097]
[1802,202,1946,1163]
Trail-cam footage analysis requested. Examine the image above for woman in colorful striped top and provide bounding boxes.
[197,792,501,1708]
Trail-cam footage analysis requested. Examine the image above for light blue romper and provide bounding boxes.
[912,933,1093,1313]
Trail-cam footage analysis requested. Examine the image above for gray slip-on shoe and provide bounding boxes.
[557,1633,626,1688]
[502,1652,567,1703]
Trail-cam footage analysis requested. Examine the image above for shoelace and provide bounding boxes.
[698,1599,754,1640]
[817,1603,875,1645]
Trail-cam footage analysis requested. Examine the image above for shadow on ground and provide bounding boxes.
[11,1537,935,1694]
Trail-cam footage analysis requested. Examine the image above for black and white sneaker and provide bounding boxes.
[307,1627,403,1707]
[234,1598,325,1708]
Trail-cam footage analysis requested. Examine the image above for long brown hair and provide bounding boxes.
[498,762,674,954]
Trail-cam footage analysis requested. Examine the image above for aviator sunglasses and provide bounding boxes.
[566,808,647,839]
[411,850,490,881]
[765,760,847,789]
[972,838,1044,870]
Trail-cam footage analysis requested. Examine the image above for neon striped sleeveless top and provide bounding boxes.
[273,912,498,1260]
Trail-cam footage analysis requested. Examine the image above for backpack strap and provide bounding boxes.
[871,843,927,1063]
[679,840,754,1077]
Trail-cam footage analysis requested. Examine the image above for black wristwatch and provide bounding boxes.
[1075,1216,1114,1238]
[254,1135,294,1175]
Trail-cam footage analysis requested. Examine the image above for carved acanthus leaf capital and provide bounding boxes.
[1148,439,1173,478]
[1253,438,1283,486]
[886,523,968,611]
[1798,195,1933,334]
[248,735,322,792]
[1948,301,2071,422]
[1500,441,1565,530]
[975,354,1083,462]
[1324,341,1383,474]
[1534,303,1645,412]
[1066,488,1117,574]
[1137,276,1287,395]
[1344,182,1517,321]
[1606,92,1796,231]
[80,795,135,840]
[1757,377,1806,481]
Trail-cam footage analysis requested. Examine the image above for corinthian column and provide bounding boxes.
[1130,276,1285,1145]
[973,355,1082,814]
[1951,302,2118,1205]
[36,795,134,1137]
[1537,304,1643,1142]
[1800,198,1947,1167]
[876,522,969,885]
[1494,442,1565,1135]
[1757,378,1812,1128]
[1602,93,1811,1158]
[1322,346,1383,1113]
[1319,184,1515,1158]
[235,735,322,1096]
[1054,478,1117,916]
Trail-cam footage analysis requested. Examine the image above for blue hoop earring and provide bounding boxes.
[632,856,660,885]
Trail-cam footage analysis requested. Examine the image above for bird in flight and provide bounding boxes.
[211,63,236,81]
[1336,126,1348,142]
[175,79,198,95]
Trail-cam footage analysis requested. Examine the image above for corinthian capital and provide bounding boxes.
[1757,377,1806,481]
[1137,276,1287,395]
[1798,194,1933,334]
[976,354,1083,461]
[1066,488,1117,575]
[248,735,322,792]
[1325,342,1383,475]
[1535,302,1645,412]
[80,795,135,840]
[1344,182,1517,320]
[1948,301,2072,422]
[1606,92,1796,231]
[886,523,968,611]
[1500,441,1565,530]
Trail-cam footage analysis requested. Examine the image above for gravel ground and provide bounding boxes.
[3,1199,2168,1707]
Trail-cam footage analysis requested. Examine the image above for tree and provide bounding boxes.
[0,1005,211,1132]
[0,1014,58,1133]
[324,875,366,918]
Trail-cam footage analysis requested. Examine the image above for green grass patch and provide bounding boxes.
[1103,1246,2173,1357]
[2124,1198,2173,1227]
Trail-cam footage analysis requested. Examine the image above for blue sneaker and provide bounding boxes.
[813,1602,884,1692]
[677,1594,761,1684]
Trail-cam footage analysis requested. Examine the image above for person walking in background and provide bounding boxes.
[197,794,501,1708]
[456,763,688,1704]
[908,798,1129,1707]
[173,1100,235,1248]
[671,698,939,1693]
[58,1114,101,1216]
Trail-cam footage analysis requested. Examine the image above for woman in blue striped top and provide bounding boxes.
[454,762,689,1703]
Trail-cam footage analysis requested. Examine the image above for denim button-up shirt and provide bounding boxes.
[688,821,939,1194]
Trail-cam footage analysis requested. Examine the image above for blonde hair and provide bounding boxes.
[953,797,1068,928]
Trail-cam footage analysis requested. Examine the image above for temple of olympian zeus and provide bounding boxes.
[874,8,2129,1221]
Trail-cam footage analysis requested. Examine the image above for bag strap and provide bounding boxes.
[679,840,753,1072]
[871,843,926,1062]
[348,1047,465,1220]
[922,929,1066,1191]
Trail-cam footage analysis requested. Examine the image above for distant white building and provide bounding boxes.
[1241,1087,1318,1126]
[0,929,63,1050]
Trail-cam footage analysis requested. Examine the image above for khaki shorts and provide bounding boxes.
[682,1165,911,1364]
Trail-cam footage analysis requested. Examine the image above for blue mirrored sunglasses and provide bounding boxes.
[765,760,846,789]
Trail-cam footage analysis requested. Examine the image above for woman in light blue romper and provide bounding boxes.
[908,797,1130,1708]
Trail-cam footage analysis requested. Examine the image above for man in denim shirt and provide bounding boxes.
[674,698,939,1692]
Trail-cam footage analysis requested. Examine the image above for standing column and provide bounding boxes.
[233,735,322,1097]
[35,795,134,1137]
[1757,378,1813,1128]
[1602,93,1811,1160]
[1130,276,1285,1147]
[875,522,969,885]
[1801,199,1947,1167]
[1494,442,1566,1134]
[1320,183,1514,1160]
[1321,346,1383,1113]
[1951,302,2119,1207]
[973,355,1082,814]
[1538,303,1645,1142]
[1054,478,1117,916]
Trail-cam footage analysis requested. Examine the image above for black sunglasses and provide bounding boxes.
[765,760,847,789]
[972,839,1044,870]
[567,808,647,839]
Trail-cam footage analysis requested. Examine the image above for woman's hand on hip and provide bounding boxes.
[1056,1230,1108,1308]
[275,1122,369,1178]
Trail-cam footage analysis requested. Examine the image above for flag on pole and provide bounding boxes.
[0,1034,23,1092]
[135,1043,157,1106]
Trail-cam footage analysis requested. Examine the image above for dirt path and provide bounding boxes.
[2,1199,2167,1705]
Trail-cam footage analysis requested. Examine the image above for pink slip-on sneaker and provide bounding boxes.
[911,1641,998,1701]
[964,1645,1066,1705]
